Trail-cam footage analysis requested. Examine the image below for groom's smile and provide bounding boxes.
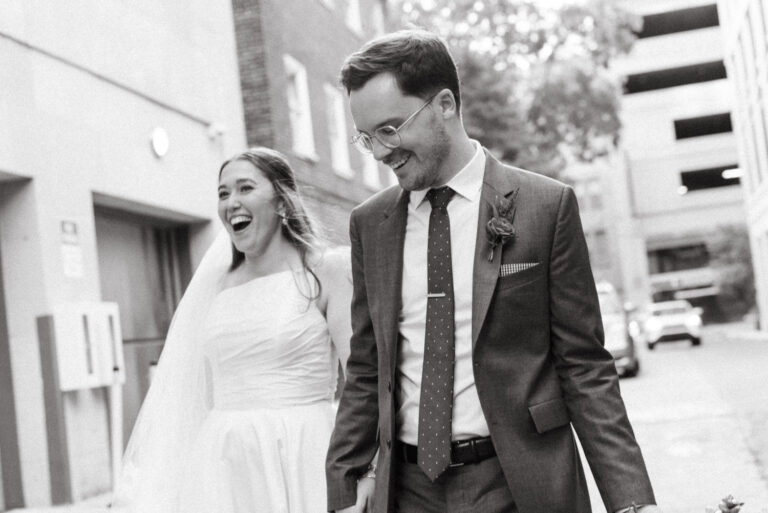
[349,72,453,191]
[387,152,410,170]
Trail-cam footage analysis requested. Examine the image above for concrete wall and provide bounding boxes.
[564,152,653,309]
[718,0,768,329]
[614,0,746,308]
[0,0,246,505]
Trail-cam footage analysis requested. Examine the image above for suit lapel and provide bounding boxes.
[375,189,409,373]
[472,152,518,349]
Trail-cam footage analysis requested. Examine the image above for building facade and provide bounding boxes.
[232,0,392,245]
[613,0,746,319]
[0,1,246,508]
[717,0,768,330]
[563,154,651,310]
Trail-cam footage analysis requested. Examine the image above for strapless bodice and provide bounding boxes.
[203,270,334,410]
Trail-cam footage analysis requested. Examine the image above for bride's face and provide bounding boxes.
[217,159,282,256]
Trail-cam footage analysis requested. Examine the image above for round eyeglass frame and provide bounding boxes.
[350,93,439,155]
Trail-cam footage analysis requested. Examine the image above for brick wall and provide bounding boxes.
[233,0,275,148]
[232,0,389,240]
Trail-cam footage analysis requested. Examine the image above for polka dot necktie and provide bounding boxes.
[418,186,456,481]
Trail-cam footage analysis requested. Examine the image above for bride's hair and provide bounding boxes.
[218,147,324,281]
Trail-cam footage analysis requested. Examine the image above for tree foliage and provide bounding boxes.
[707,225,756,317]
[391,0,641,176]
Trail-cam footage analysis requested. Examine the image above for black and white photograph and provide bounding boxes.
[0,1,767,512]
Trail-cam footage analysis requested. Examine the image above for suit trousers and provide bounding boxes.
[393,448,517,513]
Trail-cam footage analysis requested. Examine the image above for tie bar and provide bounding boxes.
[427,292,446,298]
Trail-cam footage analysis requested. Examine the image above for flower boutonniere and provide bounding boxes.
[486,188,519,262]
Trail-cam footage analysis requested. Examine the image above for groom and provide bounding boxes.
[327,29,659,513]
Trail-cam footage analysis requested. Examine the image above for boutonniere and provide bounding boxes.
[486,188,519,262]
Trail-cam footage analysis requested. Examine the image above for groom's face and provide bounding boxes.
[349,72,451,191]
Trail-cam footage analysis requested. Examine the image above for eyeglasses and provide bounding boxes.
[350,94,438,154]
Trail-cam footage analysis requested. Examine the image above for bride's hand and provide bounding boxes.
[336,476,375,513]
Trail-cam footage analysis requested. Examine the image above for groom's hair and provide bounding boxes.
[340,29,462,111]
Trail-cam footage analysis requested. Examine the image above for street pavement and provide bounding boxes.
[583,322,768,513]
[10,323,768,513]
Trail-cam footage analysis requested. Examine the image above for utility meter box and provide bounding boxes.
[38,302,125,391]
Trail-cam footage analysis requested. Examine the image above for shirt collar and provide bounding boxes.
[410,140,486,208]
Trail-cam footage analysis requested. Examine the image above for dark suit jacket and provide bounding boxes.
[326,150,655,513]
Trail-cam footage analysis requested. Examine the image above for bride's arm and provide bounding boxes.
[317,247,353,374]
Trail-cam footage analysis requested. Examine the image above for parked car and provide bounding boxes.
[642,300,703,350]
[597,282,639,377]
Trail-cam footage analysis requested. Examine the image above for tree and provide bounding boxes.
[391,0,641,176]
[707,225,756,319]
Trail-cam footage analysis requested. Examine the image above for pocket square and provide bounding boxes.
[500,262,539,277]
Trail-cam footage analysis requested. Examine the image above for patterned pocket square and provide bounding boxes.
[500,262,539,277]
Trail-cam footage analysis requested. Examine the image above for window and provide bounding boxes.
[674,113,732,139]
[624,61,726,94]
[637,5,719,39]
[362,154,381,189]
[647,244,709,274]
[679,164,740,192]
[324,83,352,177]
[346,0,362,34]
[284,55,316,159]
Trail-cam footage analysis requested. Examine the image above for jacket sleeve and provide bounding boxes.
[325,210,380,511]
[548,186,656,512]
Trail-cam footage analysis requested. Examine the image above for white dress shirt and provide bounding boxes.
[396,140,490,444]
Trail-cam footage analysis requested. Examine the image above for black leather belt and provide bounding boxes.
[398,436,496,467]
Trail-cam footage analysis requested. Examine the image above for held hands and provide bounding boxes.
[335,476,375,513]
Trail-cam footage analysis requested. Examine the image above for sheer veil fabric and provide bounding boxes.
[112,231,231,512]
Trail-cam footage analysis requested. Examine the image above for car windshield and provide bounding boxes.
[652,305,690,316]
[598,293,622,315]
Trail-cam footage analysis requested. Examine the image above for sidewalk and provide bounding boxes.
[706,321,768,343]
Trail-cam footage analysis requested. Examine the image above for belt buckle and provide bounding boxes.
[449,439,477,468]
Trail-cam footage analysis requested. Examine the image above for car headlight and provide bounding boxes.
[645,318,661,335]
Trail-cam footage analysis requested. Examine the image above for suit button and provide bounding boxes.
[386,438,391,449]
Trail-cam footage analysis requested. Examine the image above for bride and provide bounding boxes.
[112,147,374,512]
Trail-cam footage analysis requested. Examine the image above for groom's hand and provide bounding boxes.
[336,477,375,513]
[615,505,662,513]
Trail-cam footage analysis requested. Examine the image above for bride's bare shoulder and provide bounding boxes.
[310,246,351,289]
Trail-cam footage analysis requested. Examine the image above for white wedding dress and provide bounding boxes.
[177,270,336,513]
